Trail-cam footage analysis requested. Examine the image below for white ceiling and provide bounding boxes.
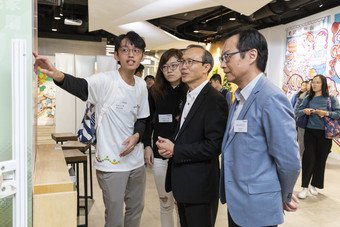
[88,0,272,50]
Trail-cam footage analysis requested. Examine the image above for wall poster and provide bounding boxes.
[37,56,56,126]
[283,14,340,147]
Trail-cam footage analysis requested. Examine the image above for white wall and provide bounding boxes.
[260,25,286,86]
[261,5,340,88]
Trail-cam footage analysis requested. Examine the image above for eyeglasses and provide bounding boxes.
[219,49,250,63]
[177,58,206,67]
[161,62,180,72]
[119,47,143,55]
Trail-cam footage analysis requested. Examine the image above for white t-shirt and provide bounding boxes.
[85,70,149,172]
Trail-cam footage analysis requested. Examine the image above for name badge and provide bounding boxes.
[234,120,247,132]
[159,114,173,123]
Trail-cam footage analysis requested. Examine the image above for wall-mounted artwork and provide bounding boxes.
[329,14,340,83]
[37,66,56,126]
[283,16,330,99]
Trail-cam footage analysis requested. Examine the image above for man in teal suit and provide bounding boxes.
[220,29,301,227]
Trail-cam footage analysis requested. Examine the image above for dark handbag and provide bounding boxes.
[324,97,340,139]
[296,114,309,128]
[296,98,310,129]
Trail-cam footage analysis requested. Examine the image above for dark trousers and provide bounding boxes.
[302,128,332,188]
[177,198,218,227]
[227,211,277,227]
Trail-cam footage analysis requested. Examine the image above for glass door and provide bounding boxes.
[0,1,33,226]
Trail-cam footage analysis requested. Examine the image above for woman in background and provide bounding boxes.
[296,75,340,199]
[293,80,311,157]
[291,80,309,108]
[143,48,187,227]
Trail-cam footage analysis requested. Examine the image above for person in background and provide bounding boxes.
[291,80,309,108]
[210,73,228,96]
[296,74,340,199]
[293,80,311,158]
[144,75,155,89]
[135,64,145,77]
[143,48,186,227]
[219,28,300,227]
[156,44,228,227]
[34,31,149,227]
[210,73,232,108]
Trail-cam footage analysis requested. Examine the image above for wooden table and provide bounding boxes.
[33,144,76,227]
[51,132,78,144]
[62,141,93,199]
[63,149,88,227]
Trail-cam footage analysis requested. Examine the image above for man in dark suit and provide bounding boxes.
[156,44,228,227]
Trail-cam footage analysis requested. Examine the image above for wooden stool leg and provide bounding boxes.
[84,160,88,227]
[88,145,93,199]
[76,163,80,216]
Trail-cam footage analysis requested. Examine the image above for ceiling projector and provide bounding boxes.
[64,18,82,26]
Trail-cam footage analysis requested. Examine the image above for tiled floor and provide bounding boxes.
[86,154,340,227]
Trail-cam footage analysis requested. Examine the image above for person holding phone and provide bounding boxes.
[296,74,340,199]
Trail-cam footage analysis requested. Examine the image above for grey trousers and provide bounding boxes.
[96,165,146,227]
[297,127,305,158]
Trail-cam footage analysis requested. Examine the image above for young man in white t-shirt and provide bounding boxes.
[33,31,149,227]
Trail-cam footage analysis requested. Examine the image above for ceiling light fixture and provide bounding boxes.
[52,28,57,32]
[229,17,236,21]
[319,3,323,7]
[64,18,83,26]
[54,11,61,20]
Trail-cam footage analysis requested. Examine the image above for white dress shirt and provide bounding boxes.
[180,80,209,129]
[230,73,263,132]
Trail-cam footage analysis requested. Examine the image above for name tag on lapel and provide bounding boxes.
[234,120,247,132]
[159,114,173,123]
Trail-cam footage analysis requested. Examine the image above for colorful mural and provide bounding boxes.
[329,14,340,83]
[283,15,340,100]
[37,67,56,125]
[283,16,331,99]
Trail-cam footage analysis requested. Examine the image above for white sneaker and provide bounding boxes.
[309,186,318,196]
[298,188,308,199]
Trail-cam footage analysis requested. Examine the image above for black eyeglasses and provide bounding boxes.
[119,47,143,55]
[161,62,180,72]
[177,58,206,67]
[219,49,250,63]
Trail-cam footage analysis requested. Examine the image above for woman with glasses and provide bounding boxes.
[142,48,187,227]
[296,75,340,199]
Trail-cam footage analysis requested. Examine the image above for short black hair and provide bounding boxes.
[114,31,146,52]
[144,75,155,81]
[230,29,268,72]
[210,73,222,84]
[135,64,145,74]
[186,44,214,73]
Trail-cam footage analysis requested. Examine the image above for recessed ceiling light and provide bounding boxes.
[319,3,323,7]
[193,30,199,33]
[52,28,57,32]
[229,17,236,21]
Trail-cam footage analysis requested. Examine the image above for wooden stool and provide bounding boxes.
[62,141,93,199]
[63,149,88,227]
[51,132,78,145]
